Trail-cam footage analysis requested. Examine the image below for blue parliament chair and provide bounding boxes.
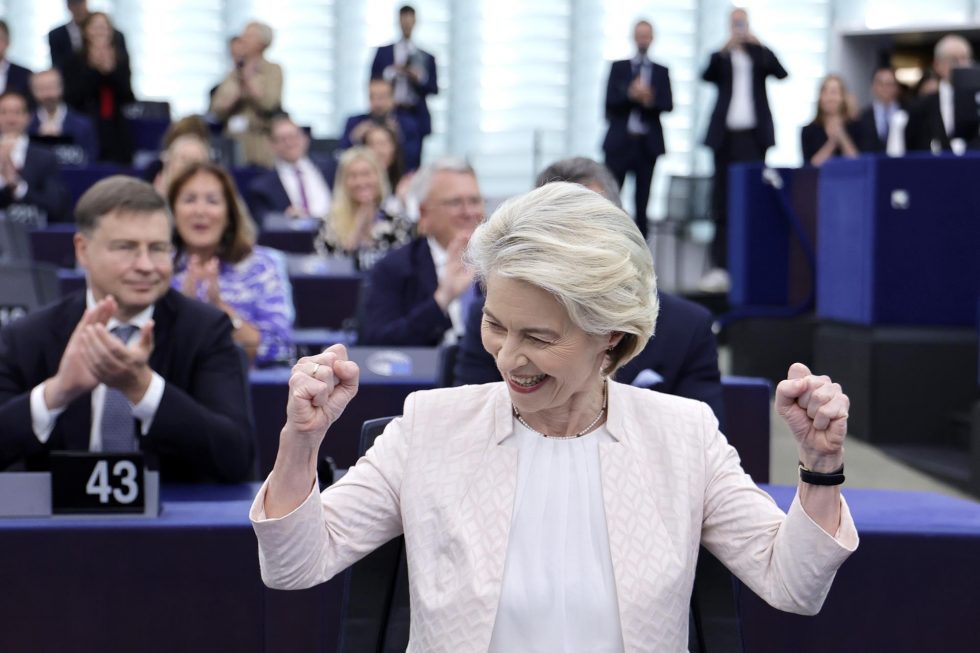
[60,164,132,207]
[336,417,744,653]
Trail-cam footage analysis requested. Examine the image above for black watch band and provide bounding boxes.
[798,461,845,486]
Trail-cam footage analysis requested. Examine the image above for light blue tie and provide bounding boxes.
[100,324,139,452]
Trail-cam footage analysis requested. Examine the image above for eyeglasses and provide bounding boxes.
[435,196,485,210]
[103,240,175,264]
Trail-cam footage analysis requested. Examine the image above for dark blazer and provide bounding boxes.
[360,238,452,346]
[246,156,337,222]
[0,144,71,224]
[0,289,255,483]
[602,58,673,160]
[904,93,952,152]
[800,120,862,164]
[702,43,788,151]
[855,104,891,153]
[2,61,32,98]
[339,110,423,170]
[48,23,128,72]
[454,291,724,422]
[28,107,100,163]
[370,44,438,136]
[63,49,135,164]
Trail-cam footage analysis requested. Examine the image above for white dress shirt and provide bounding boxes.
[489,421,625,653]
[36,103,68,135]
[726,48,757,130]
[626,55,652,136]
[388,39,428,106]
[426,237,463,343]
[275,157,332,218]
[29,290,166,449]
[67,22,83,52]
[939,80,955,137]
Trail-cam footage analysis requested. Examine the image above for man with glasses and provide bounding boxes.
[360,158,483,346]
[0,176,255,482]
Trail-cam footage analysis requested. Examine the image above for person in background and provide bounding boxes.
[152,134,211,196]
[168,161,294,367]
[142,114,212,185]
[455,156,723,421]
[28,68,99,164]
[914,69,940,98]
[247,114,335,224]
[210,21,283,167]
[602,19,672,240]
[856,66,903,154]
[701,7,787,293]
[0,175,254,482]
[905,35,974,153]
[0,91,71,225]
[360,157,483,346]
[0,20,32,99]
[801,74,861,167]
[315,147,412,271]
[48,0,128,73]
[362,122,411,214]
[340,78,421,171]
[63,11,135,165]
[371,5,438,164]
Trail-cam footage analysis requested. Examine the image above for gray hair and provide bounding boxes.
[466,182,657,374]
[935,34,972,61]
[76,175,169,234]
[246,21,274,49]
[409,157,475,205]
[534,157,622,208]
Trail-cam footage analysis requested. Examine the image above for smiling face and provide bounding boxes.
[75,210,173,320]
[172,171,229,257]
[819,77,845,117]
[364,126,396,169]
[344,157,380,206]
[0,93,29,136]
[418,170,484,248]
[481,274,618,432]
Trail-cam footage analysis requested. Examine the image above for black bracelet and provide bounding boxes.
[798,461,845,486]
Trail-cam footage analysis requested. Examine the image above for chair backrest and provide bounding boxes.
[0,215,33,263]
[0,263,61,328]
[337,415,744,653]
[435,343,459,388]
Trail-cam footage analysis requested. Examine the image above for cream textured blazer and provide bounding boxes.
[251,382,858,652]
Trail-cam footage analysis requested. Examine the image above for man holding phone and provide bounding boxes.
[701,8,787,293]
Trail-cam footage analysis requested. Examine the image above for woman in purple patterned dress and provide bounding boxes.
[169,161,294,365]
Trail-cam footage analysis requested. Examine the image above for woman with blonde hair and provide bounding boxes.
[316,146,412,270]
[801,74,861,166]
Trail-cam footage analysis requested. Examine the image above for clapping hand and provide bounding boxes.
[181,255,223,306]
[285,345,360,442]
[434,233,475,311]
[775,363,849,472]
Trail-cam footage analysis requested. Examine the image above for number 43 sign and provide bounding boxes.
[50,452,146,514]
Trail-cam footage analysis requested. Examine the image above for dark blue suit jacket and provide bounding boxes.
[339,110,423,170]
[0,144,71,224]
[246,156,337,223]
[360,238,452,346]
[28,107,99,164]
[602,58,673,160]
[702,44,787,151]
[370,44,438,136]
[454,290,724,422]
[0,289,255,483]
[2,61,32,98]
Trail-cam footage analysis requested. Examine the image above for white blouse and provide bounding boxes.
[488,419,625,653]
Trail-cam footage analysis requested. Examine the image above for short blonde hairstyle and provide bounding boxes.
[466,182,658,374]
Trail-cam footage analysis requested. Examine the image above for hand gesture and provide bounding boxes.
[775,363,849,472]
[285,345,360,442]
[44,297,117,409]
[825,116,845,142]
[79,318,155,403]
[434,233,475,310]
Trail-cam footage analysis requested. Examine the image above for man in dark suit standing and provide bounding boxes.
[247,114,336,223]
[0,176,254,483]
[0,20,32,99]
[360,158,483,346]
[339,78,422,170]
[0,91,70,225]
[371,5,438,161]
[454,156,723,420]
[602,19,673,240]
[28,68,99,164]
[701,8,787,293]
[856,66,902,154]
[905,35,974,153]
[48,0,128,72]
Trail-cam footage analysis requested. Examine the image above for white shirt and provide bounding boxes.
[36,103,68,134]
[275,157,332,219]
[726,48,757,130]
[29,290,166,449]
[626,55,652,136]
[426,237,463,343]
[939,80,955,137]
[489,420,624,653]
[388,39,427,106]
[67,22,83,52]
[0,60,8,94]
